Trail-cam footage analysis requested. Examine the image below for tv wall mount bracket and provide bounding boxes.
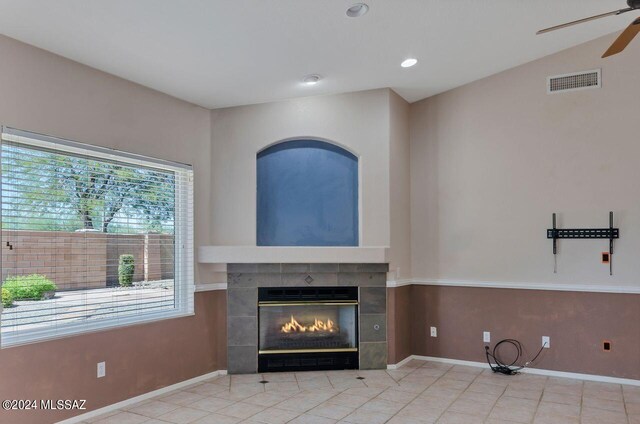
[547,211,618,275]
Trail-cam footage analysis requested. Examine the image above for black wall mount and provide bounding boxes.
[547,211,619,275]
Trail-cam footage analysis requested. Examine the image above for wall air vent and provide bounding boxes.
[547,69,601,94]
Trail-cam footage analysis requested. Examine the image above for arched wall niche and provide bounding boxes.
[256,139,359,246]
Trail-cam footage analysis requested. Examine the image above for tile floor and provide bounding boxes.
[84,360,640,424]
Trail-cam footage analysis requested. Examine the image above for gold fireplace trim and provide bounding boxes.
[258,301,358,307]
[259,347,358,354]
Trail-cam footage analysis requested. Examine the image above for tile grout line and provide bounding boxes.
[530,380,543,424]
[359,367,419,422]
[432,365,468,423]
[379,363,430,422]
[390,361,460,423]
[212,373,265,421]
[290,370,355,421]
[482,371,509,423]
[579,379,584,423]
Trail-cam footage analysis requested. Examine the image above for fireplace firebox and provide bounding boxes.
[258,286,358,372]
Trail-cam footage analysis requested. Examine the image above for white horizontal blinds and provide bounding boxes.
[0,128,194,346]
[173,161,194,315]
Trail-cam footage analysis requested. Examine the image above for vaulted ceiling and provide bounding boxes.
[0,0,633,108]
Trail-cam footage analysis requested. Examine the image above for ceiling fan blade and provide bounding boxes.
[602,17,640,57]
[537,8,633,35]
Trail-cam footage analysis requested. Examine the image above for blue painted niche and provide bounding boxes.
[257,140,359,246]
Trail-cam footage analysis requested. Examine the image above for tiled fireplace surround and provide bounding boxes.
[226,262,388,374]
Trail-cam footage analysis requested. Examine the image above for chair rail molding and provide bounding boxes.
[386,278,640,294]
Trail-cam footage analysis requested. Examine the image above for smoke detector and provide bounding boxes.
[302,75,321,86]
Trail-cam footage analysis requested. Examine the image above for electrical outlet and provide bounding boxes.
[483,331,491,343]
[97,361,106,378]
[430,327,437,337]
[542,336,550,348]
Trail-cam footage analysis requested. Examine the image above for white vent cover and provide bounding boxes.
[547,69,601,94]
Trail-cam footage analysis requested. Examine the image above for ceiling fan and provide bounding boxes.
[537,0,640,58]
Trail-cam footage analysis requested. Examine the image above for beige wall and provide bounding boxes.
[0,35,219,424]
[410,33,640,288]
[388,91,411,281]
[209,89,392,248]
[208,89,412,280]
[0,34,211,283]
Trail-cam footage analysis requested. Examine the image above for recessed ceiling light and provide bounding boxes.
[302,74,321,86]
[401,58,418,68]
[346,3,369,18]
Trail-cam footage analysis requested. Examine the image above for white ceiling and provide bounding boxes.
[0,0,634,109]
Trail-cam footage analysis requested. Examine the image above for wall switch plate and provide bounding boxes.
[97,361,106,378]
[483,331,491,343]
[430,327,437,337]
[542,336,550,348]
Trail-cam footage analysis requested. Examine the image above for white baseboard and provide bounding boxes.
[56,370,228,424]
[386,355,414,370]
[58,352,640,424]
[387,355,640,387]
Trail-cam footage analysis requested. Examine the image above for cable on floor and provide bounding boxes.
[484,338,546,375]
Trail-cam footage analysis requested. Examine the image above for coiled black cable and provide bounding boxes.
[485,339,546,375]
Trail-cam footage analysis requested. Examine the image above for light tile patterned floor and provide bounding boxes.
[85,360,640,424]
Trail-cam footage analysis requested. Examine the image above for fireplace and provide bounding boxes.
[257,286,359,372]
[225,263,388,374]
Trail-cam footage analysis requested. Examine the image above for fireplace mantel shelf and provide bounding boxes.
[197,246,389,264]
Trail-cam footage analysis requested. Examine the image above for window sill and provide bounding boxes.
[1,309,195,348]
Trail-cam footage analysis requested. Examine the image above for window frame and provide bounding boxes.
[0,127,195,348]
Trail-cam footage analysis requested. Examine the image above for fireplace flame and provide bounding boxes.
[281,315,338,333]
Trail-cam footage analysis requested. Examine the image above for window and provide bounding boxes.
[0,127,194,347]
